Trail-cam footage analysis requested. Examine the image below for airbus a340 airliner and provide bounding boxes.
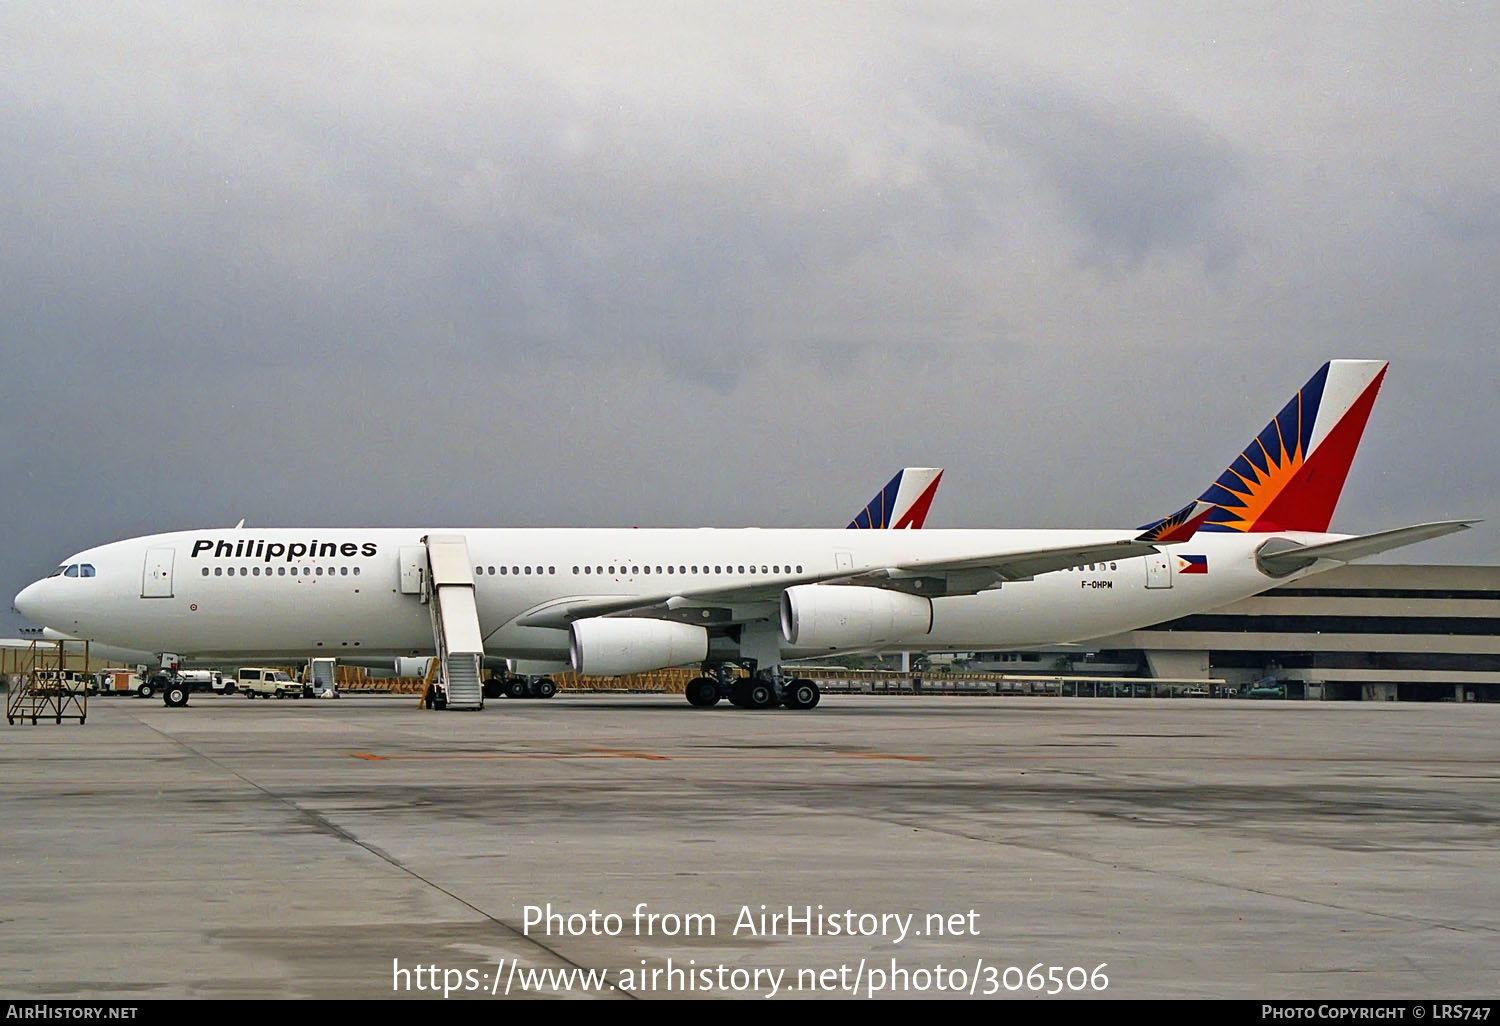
[13,361,1472,710]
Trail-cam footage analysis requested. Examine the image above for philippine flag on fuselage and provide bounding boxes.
[1178,554,1208,574]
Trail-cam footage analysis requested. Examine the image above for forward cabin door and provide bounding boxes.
[142,548,175,598]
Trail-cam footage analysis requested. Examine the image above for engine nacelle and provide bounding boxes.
[569,618,709,677]
[780,585,933,650]
[393,656,434,678]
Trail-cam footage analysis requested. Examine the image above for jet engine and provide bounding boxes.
[393,656,434,678]
[568,618,709,676]
[780,585,933,650]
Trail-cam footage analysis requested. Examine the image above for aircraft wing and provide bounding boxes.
[831,538,1160,596]
[513,535,1160,629]
[1255,520,1477,575]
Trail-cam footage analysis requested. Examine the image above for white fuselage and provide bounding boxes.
[15,526,1333,665]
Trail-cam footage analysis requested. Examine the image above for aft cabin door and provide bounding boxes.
[1145,553,1172,589]
[142,547,175,598]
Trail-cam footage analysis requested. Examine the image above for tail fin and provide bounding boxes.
[1196,360,1387,533]
[848,468,944,529]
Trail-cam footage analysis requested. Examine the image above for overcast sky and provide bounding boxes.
[3,3,1496,630]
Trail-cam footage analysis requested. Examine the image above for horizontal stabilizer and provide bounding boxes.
[1256,520,1477,576]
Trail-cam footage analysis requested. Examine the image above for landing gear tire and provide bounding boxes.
[747,679,778,709]
[507,678,529,700]
[782,678,820,710]
[729,680,752,707]
[483,679,504,700]
[534,677,557,699]
[685,677,720,707]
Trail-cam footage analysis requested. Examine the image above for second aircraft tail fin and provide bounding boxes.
[848,468,944,529]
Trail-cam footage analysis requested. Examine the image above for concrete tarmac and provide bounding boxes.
[1,693,1496,1000]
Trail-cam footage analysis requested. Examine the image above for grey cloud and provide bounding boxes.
[911,64,1247,268]
[1411,183,1500,243]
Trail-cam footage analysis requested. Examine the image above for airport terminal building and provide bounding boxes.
[1077,564,1500,702]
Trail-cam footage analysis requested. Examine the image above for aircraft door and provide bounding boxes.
[398,545,427,595]
[142,547,175,598]
[1145,553,1172,589]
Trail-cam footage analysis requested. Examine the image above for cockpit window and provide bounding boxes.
[49,566,66,578]
[79,564,95,577]
[63,565,79,577]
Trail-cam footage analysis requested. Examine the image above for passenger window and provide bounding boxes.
[202,568,210,576]
[215,567,223,576]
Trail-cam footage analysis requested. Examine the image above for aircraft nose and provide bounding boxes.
[14,580,51,625]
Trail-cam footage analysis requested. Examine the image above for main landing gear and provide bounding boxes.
[482,674,558,701]
[683,666,820,711]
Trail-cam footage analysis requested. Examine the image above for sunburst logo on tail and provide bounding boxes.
[1194,361,1385,534]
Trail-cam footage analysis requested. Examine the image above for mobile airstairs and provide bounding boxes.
[418,534,485,710]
